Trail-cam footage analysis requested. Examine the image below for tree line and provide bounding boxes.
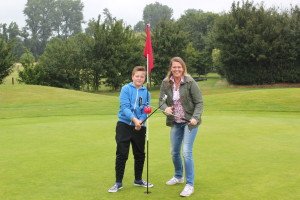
[0,0,299,89]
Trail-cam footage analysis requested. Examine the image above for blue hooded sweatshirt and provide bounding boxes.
[118,82,150,126]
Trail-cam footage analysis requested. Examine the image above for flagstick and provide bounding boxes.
[145,53,151,194]
[143,23,153,194]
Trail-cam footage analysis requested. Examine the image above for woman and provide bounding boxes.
[159,57,203,197]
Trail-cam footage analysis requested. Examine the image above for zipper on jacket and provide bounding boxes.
[130,89,139,126]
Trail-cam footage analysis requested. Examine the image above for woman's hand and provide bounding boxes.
[189,118,198,126]
[164,106,173,115]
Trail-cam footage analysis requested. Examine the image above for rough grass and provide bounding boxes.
[0,75,299,200]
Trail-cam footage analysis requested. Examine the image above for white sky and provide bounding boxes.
[0,0,299,28]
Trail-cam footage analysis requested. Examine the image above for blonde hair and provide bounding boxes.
[132,66,146,76]
[165,57,189,80]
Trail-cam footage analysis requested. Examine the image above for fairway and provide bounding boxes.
[1,80,300,200]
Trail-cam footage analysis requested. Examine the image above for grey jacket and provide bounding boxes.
[159,75,204,128]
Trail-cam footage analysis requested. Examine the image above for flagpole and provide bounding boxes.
[143,23,153,194]
[145,53,150,194]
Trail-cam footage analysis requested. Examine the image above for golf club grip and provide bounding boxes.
[181,117,191,122]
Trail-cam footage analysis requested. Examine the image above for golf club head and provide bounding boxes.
[162,94,167,101]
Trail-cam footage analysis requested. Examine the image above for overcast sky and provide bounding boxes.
[0,0,299,28]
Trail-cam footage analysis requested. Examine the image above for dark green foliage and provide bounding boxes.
[0,23,8,42]
[4,1,299,88]
[151,20,189,85]
[178,9,218,51]
[32,37,82,89]
[183,43,200,75]
[88,11,143,91]
[103,21,143,90]
[1,22,25,61]
[72,33,94,90]
[18,50,37,84]
[177,10,219,76]
[213,1,300,84]
[134,21,145,32]
[19,10,143,91]
[0,38,14,83]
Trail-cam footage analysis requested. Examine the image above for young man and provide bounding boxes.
[108,66,154,193]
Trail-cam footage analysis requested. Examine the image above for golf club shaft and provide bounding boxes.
[141,104,164,124]
[147,105,190,123]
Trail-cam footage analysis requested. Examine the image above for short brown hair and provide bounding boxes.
[132,66,146,76]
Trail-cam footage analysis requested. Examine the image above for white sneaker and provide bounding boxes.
[166,176,184,185]
[108,183,123,193]
[180,184,194,197]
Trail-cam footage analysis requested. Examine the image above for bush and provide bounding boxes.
[213,1,300,84]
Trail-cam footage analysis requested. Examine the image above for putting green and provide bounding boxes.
[0,83,299,200]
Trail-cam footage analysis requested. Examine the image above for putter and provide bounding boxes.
[141,94,167,124]
[146,105,191,123]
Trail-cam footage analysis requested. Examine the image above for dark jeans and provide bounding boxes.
[115,121,146,183]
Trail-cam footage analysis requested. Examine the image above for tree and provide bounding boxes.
[143,2,173,29]
[33,37,82,89]
[71,33,94,90]
[7,22,20,41]
[213,1,300,84]
[86,9,143,91]
[87,15,109,91]
[7,22,25,60]
[178,9,218,51]
[152,20,189,85]
[286,5,300,81]
[89,10,143,91]
[20,27,31,52]
[183,42,200,75]
[53,0,84,38]
[1,22,25,60]
[0,38,14,83]
[18,33,94,89]
[18,50,37,84]
[24,0,84,57]
[211,48,224,75]
[0,23,8,42]
[103,20,143,90]
[134,21,145,32]
[24,0,56,57]
[18,7,144,91]
[177,9,219,75]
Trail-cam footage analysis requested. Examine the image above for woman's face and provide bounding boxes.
[171,61,184,78]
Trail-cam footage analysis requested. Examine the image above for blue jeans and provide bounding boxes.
[170,122,199,186]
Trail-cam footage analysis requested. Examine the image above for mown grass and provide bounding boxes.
[0,74,299,200]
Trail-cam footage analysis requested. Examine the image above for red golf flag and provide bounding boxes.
[143,24,154,73]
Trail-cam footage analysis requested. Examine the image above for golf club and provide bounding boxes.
[141,94,168,124]
[146,105,191,123]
